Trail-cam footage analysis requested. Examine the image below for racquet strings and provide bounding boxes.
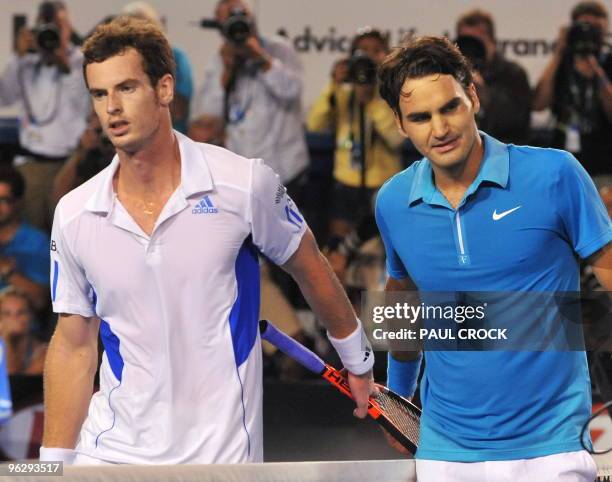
[374,390,420,446]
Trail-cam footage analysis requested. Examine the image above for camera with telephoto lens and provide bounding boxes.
[566,20,603,58]
[222,8,252,44]
[199,8,253,45]
[455,35,487,72]
[33,1,61,53]
[347,50,377,85]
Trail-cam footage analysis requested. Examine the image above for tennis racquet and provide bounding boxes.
[259,319,421,455]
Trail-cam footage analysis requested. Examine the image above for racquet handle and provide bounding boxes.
[259,319,326,374]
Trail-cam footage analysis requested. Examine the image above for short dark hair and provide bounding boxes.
[0,165,25,199]
[350,28,389,55]
[82,16,176,89]
[37,1,66,24]
[456,9,496,40]
[378,36,473,117]
[571,1,608,21]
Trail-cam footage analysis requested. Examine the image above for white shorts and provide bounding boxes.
[416,450,597,482]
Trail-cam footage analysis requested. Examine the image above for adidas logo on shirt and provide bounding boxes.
[192,195,219,214]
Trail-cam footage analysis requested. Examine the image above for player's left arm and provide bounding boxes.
[282,229,375,418]
[249,160,374,417]
[588,242,612,290]
[283,229,356,338]
[557,153,611,276]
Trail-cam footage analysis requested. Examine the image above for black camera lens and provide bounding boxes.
[222,9,252,44]
[348,51,377,85]
[567,21,603,57]
[455,35,487,71]
[36,23,60,52]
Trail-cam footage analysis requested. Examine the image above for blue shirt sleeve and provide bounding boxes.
[557,152,612,259]
[173,47,193,100]
[375,191,408,279]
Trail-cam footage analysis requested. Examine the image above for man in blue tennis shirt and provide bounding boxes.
[376,36,611,481]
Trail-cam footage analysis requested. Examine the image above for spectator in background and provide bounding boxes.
[121,1,194,134]
[0,1,89,232]
[0,290,47,375]
[191,0,309,197]
[533,1,612,177]
[307,28,404,244]
[50,114,114,209]
[456,9,532,145]
[0,167,49,313]
[192,0,310,312]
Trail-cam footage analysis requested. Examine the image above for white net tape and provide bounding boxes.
[4,460,416,482]
[4,459,612,481]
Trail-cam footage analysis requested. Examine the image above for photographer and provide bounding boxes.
[50,114,114,210]
[0,1,89,232]
[191,0,308,192]
[533,1,612,177]
[456,9,532,145]
[307,28,403,248]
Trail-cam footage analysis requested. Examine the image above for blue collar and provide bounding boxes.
[408,131,509,207]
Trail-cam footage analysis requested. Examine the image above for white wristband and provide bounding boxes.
[39,447,76,464]
[327,319,374,375]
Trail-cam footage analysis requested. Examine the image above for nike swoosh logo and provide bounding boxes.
[492,205,522,221]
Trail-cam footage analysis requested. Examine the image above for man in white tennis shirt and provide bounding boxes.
[41,16,375,465]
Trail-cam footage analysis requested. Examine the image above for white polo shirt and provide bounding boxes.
[49,132,307,464]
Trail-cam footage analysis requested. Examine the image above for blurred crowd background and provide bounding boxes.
[0,0,610,461]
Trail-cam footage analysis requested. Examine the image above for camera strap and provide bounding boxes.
[348,90,374,194]
[223,64,255,126]
[568,72,596,134]
[17,60,63,127]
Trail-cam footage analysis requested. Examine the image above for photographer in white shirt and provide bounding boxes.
[0,1,89,232]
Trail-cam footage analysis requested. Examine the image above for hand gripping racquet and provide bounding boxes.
[259,319,421,454]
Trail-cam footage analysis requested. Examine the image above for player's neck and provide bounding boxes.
[115,125,181,197]
[432,134,484,209]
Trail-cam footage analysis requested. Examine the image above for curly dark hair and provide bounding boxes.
[82,16,176,88]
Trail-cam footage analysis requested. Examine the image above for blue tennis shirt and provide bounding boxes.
[375,132,612,462]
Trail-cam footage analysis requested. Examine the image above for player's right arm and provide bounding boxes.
[44,201,100,461]
[385,276,422,362]
[375,192,424,454]
[380,275,422,455]
[42,313,99,450]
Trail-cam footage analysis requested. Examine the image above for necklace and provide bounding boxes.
[136,199,157,216]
